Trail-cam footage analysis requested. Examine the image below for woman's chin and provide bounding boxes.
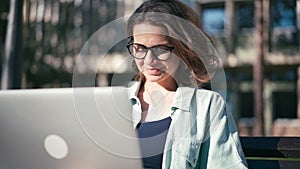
[145,76,163,82]
[145,74,175,84]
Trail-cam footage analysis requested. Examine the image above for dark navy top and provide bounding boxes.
[137,117,172,169]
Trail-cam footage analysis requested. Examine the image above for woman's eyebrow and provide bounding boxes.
[133,43,172,48]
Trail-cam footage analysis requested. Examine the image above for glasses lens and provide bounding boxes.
[153,45,173,60]
[127,44,174,60]
[128,44,147,59]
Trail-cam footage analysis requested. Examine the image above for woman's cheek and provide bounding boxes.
[134,60,143,72]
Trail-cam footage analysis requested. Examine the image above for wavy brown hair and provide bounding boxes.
[127,0,220,86]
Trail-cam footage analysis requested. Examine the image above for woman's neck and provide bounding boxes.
[140,80,177,122]
[143,79,178,93]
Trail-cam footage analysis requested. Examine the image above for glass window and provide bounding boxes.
[202,7,225,34]
[271,0,296,28]
[269,70,296,81]
[270,0,298,53]
[239,92,254,118]
[237,72,253,81]
[236,3,254,29]
[273,91,297,119]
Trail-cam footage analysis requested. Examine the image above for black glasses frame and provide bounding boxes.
[127,43,174,61]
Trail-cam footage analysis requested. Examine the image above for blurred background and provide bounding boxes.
[0,0,299,137]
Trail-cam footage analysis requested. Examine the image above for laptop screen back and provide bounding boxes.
[0,87,142,169]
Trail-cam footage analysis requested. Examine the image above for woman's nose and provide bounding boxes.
[144,50,156,64]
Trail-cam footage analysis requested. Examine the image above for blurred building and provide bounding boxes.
[195,0,300,136]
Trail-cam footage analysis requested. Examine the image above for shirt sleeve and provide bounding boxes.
[198,96,248,169]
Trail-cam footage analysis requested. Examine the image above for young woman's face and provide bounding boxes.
[132,23,180,84]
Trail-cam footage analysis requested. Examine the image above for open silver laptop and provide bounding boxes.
[0,87,143,169]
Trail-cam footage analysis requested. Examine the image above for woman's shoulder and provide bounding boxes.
[193,87,227,107]
[195,87,225,100]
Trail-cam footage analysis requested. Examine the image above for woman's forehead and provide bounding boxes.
[133,23,166,36]
[132,23,169,45]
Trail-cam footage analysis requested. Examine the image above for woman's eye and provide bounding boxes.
[156,46,168,53]
[134,45,145,52]
[159,46,170,51]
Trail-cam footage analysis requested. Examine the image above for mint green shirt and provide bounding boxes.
[128,82,248,169]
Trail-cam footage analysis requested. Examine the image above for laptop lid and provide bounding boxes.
[0,87,142,169]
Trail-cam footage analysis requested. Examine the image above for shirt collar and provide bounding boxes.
[127,81,141,105]
[171,86,195,111]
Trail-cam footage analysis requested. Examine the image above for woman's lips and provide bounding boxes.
[146,67,163,74]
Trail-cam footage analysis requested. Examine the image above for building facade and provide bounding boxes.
[196,0,300,136]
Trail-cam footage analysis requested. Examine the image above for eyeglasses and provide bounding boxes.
[127,43,174,61]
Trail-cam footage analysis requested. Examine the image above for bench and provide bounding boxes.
[240,137,300,169]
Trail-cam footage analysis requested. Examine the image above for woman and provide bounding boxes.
[126,0,248,168]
